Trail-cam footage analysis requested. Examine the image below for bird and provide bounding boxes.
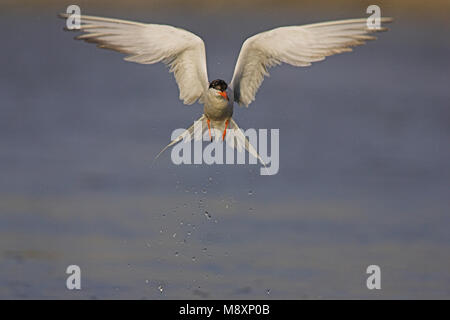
[59,13,392,163]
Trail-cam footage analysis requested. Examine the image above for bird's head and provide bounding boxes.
[209,79,228,100]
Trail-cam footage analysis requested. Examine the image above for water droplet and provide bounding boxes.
[266,289,271,295]
[208,177,213,182]
[202,248,207,252]
[174,251,179,257]
[172,233,177,238]
[204,211,211,219]
[158,285,164,293]
[202,189,207,194]
[248,190,253,196]
[192,256,196,261]
[180,221,184,226]
[145,279,150,284]
[225,204,230,209]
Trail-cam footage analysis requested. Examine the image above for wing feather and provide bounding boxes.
[59,13,209,105]
[230,17,393,107]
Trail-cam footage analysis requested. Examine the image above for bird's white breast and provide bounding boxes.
[203,88,234,122]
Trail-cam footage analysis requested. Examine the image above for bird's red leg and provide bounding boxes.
[207,118,212,141]
[222,120,229,141]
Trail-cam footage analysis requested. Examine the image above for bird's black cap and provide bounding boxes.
[209,79,227,92]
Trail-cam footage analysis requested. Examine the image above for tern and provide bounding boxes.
[59,13,391,163]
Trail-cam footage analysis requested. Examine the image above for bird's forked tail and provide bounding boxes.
[153,116,267,170]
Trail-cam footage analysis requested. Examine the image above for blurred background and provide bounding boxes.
[0,0,449,299]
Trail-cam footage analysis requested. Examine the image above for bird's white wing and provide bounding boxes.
[230,17,392,107]
[59,14,209,105]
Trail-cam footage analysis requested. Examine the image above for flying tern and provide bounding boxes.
[59,13,392,163]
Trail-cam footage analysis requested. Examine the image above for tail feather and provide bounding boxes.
[153,116,268,174]
[229,118,268,170]
[153,115,207,162]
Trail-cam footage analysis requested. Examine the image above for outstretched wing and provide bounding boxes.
[230,17,393,107]
[59,13,209,105]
